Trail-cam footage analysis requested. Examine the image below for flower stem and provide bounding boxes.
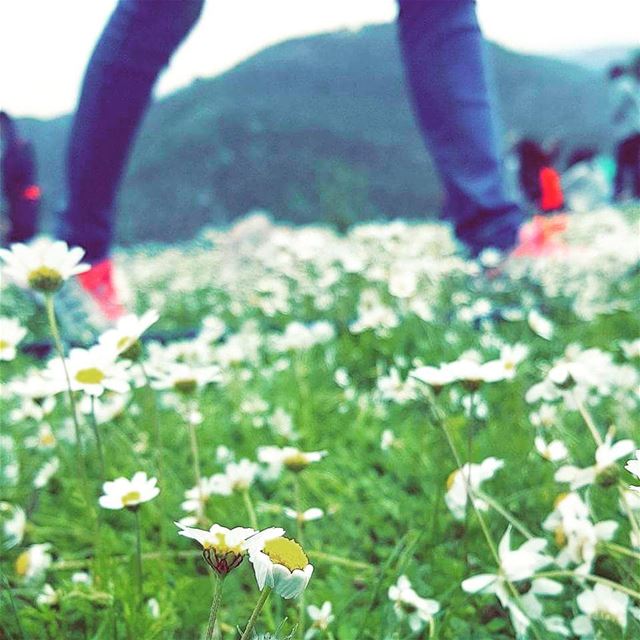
[205,574,224,640]
[573,392,603,446]
[239,587,272,640]
[134,508,143,608]
[293,474,305,640]
[44,294,83,455]
[242,488,258,531]
[439,418,544,640]
[140,363,167,565]
[187,419,204,522]
[475,489,535,540]
[89,395,106,480]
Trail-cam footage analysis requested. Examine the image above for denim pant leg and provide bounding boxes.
[397,0,523,255]
[57,0,204,263]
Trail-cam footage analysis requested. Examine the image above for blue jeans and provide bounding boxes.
[57,0,205,262]
[397,0,523,254]
[58,0,521,261]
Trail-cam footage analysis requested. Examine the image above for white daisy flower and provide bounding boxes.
[1,502,26,549]
[98,472,159,510]
[283,507,324,523]
[0,238,89,292]
[0,317,27,361]
[15,543,53,582]
[625,449,640,490]
[98,309,159,358]
[175,522,280,576]
[572,584,629,637]
[445,457,504,521]
[151,363,221,395]
[462,529,556,637]
[46,345,131,397]
[534,436,568,462]
[33,457,60,489]
[36,583,58,607]
[555,433,635,490]
[247,529,314,599]
[258,446,327,478]
[527,309,554,340]
[305,601,334,638]
[388,575,440,633]
[410,365,455,392]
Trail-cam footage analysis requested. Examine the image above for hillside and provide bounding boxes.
[17,24,614,245]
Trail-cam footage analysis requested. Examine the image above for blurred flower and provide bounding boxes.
[99,472,159,510]
[572,584,628,637]
[247,530,313,599]
[555,433,635,489]
[0,317,27,361]
[98,309,159,359]
[36,583,58,607]
[34,457,60,489]
[0,238,89,292]
[625,449,640,490]
[445,457,504,520]
[305,601,334,638]
[534,436,568,462]
[258,446,327,478]
[380,429,396,451]
[46,346,130,397]
[527,310,554,340]
[0,502,26,549]
[388,575,440,633]
[462,528,556,637]
[283,507,324,523]
[15,543,52,582]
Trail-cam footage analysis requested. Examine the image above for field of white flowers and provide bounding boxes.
[1,206,640,640]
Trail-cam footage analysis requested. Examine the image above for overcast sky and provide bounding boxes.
[1,0,638,118]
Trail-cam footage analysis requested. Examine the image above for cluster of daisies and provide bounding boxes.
[1,203,639,640]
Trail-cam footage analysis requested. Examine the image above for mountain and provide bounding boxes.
[553,45,638,71]
[15,24,615,245]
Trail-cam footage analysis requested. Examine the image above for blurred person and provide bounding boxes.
[1,111,41,245]
[513,138,564,213]
[11,0,562,328]
[609,64,640,200]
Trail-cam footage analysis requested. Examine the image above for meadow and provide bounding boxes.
[1,206,640,639]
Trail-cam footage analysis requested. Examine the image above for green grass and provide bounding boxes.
[1,208,640,639]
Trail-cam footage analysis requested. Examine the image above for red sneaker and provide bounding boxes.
[511,214,569,258]
[77,258,126,321]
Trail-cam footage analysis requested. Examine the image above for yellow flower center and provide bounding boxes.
[121,491,141,506]
[554,525,567,548]
[263,536,308,571]
[40,431,56,447]
[174,378,197,395]
[15,551,30,576]
[204,532,243,555]
[283,452,309,472]
[0,340,9,350]
[27,266,63,292]
[446,469,458,490]
[117,336,133,351]
[75,367,105,385]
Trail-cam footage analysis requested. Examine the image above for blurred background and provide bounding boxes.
[1,0,639,245]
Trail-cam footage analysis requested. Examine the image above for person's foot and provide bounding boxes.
[511,213,568,258]
[55,258,126,345]
[76,258,126,321]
